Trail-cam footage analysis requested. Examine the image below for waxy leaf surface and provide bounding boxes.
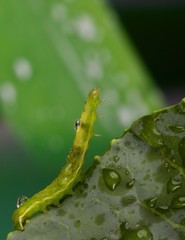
[7,99,185,240]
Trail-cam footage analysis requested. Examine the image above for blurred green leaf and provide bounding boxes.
[7,98,185,239]
[0,0,164,169]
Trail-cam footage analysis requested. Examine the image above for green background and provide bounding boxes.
[1,0,184,238]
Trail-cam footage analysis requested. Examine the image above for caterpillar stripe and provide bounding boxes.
[12,88,100,230]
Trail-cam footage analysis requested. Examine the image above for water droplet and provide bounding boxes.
[167,175,182,193]
[156,205,169,213]
[74,119,81,131]
[58,208,66,216]
[169,125,185,133]
[17,196,28,208]
[74,220,81,228]
[120,221,131,237]
[102,168,121,191]
[69,213,74,219]
[95,213,105,225]
[124,221,130,230]
[121,196,136,206]
[171,196,185,209]
[13,58,32,81]
[121,225,153,240]
[113,155,120,162]
[145,196,158,208]
[136,227,152,239]
[126,179,135,189]
[179,137,185,167]
[94,155,101,162]
[75,202,80,207]
[143,174,150,181]
[125,169,129,175]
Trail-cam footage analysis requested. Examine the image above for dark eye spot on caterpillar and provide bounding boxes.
[12,88,100,230]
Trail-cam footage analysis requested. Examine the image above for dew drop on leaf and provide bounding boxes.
[74,220,81,228]
[144,196,158,208]
[102,168,121,191]
[169,125,185,133]
[57,209,66,216]
[91,197,96,203]
[136,227,153,240]
[126,179,135,189]
[124,221,130,230]
[113,155,120,162]
[171,196,185,209]
[167,175,182,193]
[95,213,105,226]
[155,205,169,213]
[121,196,137,207]
[122,225,153,240]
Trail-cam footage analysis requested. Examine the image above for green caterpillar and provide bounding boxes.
[13,88,100,230]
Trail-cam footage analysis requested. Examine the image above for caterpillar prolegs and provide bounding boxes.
[13,88,100,230]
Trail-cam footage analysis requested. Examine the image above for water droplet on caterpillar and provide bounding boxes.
[17,196,28,208]
[102,168,121,191]
[74,119,81,131]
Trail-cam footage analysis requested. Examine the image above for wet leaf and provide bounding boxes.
[7,98,185,239]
